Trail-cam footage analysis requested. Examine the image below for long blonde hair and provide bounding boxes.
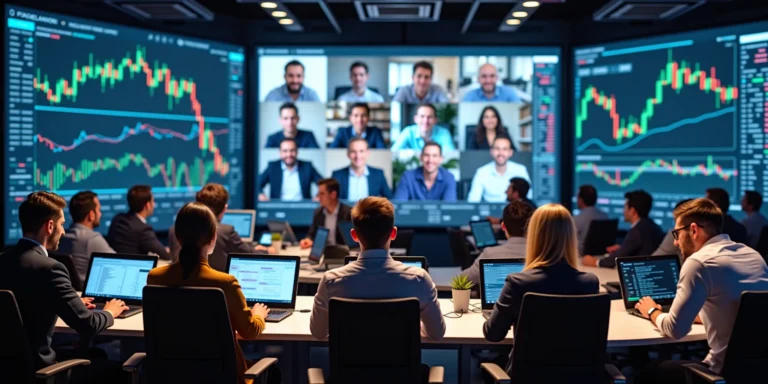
[524,204,579,271]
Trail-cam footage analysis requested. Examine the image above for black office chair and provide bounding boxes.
[123,286,277,384]
[582,219,619,255]
[0,290,90,384]
[334,86,380,100]
[684,291,768,384]
[448,228,478,269]
[49,253,84,291]
[481,293,626,384]
[391,229,415,255]
[307,298,443,384]
[753,226,768,262]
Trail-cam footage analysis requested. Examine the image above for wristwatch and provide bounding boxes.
[647,307,659,318]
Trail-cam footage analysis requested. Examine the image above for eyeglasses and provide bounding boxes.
[671,224,691,240]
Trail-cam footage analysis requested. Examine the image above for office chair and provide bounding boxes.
[457,179,472,200]
[0,290,91,384]
[307,298,444,384]
[448,228,477,269]
[481,293,626,384]
[754,226,768,262]
[684,291,768,384]
[581,219,619,256]
[49,253,84,291]
[334,86,380,100]
[391,229,415,255]
[123,286,277,384]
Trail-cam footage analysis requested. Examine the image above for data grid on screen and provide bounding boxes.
[619,259,680,302]
[84,258,154,301]
[228,258,297,304]
[482,262,525,305]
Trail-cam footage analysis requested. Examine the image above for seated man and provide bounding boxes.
[393,142,457,201]
[488,178,535,225]
[634,198,768,383]
[392,61,449,103]
[391,103,456,151]
[329,103,386,149]
[331,138,392,200]
[462,63,522,102]
[107,185,170,260]
[265,102,320,148]
[58,190,115,283]
[336,61,385,103]
[467,137,530,203]
[264,60,321,102]
[258,138,323,201]
[572,185,609,248]
[300,179,353,249]
[706,187,748,244]
[741,190,768,248]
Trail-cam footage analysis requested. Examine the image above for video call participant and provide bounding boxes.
[741,190,768,248]
[336,61,385,102]
[107,185,171,260]
[393,142,457,201]
[706,187,748,244]
[300,178,353,249]
[329,102,386,149]
[392,61,450,103]
[264,60,320,102]
[462,63,523,103]
[582,190,664,269]
[265,102,320,148]
[331,137,392,200]
[390,104,456,151]
[466,106,512,150]
[572,185,609,248]
[467,137,530,203]
[0,192,128,371]
[258,138,323,201]
[58,191,115,283]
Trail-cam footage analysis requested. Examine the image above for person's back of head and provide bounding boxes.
[705,188,731,214]
[195,183,229,220]
[174,202,218,279]
[673,198,723,257]
[577,185,598,208]
[502,200,535,238]
[510,177,530,198]
[743,190,763,213]
[351,197,395,251]
[68,191,101,229]
[625,190,653,219]
[524,204,578,271]
[127,185,153,214]
[19,191,67,249]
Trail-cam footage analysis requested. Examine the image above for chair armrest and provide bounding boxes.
[428,366,445,383]
[243,357,278,379]
[605,364,626,384]
[308,367,325,384]
[122,352,146,372]
[683,363,725,384]
[480,362,511,384]
[35,359,90,379]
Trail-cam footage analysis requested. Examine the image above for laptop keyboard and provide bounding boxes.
[627,305,671,318]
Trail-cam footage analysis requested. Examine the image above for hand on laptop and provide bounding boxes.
[103,299,130,319]
[606,244,621,253]
[300,238,313,249]
[81,297,96,310]
[252,303,270,320]
[634,297,662,319]
[581,255,599,267]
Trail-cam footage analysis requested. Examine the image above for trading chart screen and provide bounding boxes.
[574,22,768,228]
[4,5,245,241]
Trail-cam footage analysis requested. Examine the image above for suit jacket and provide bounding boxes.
[599,218,665,268]
[723,214,748,244]
[258,160,322,200]
[168,223,266,272]
[0,239,114,369]
[331,166,392,200]
[307,203,353,245]
[106,212,170,260]
[57,223,116,283]
[329,126,386,149]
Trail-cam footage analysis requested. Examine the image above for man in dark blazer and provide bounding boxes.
[583,189,665,268]
[331,137,392,200]
[258,138,323,201]
[328,103,386,149]
[264,102,320,148]
[0,191,128,370]
[706,187,748,244]
[300,178,353,249]
[106,185,171,260]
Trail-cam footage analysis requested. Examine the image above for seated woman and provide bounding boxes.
[147,202,277,384]
[466,106,512,150]
[482,204,599,375]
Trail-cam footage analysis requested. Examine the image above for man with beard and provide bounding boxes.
[467,136,530,202]
[58,191,116,283]
[0,191,128,371]
[264,60,321,102]
[393,142,457,201]
[392,61,450,103]
[265,102,320,148]
[390,103,456,151]
[462,63,523,102]
[634,198,768,383]
[258,138,323,201]
[336,61,385,103]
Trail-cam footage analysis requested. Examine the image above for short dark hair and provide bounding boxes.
[284,60,304,72]
[502,200,535,237]
[196,183,229,217]
[347,137,369,150]
[578,185,598,207]
[510,177,530,198]
[279,102,298,115]
[422,141,442,156]
[416,103,437,117]
[318,178,340,197]
[127,185,153,213]
[624,190,653,218]
[280,138,297,149]
[349,61,369,73]
[673,198,723,235]
[348,102,370,116]
[705,188,731,214]
[413,61,433,75]
[69,191,98,223]
[352,197,395,249]
[19,191,66,234]
[745,191,763,211]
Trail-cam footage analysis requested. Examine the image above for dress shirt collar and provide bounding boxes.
[630,218,641,228]
[280,84,306,99]
[357,249,391,260]
[324,202,341,217]
[281,161,297,173]
[349,126,368,139]
[349,165,370,177]
[702,234,731,247]
[504,236,527,246]
[409,84,434,102]
[415,167,444,182]
[21,237,48,257]
[135,213,147,224]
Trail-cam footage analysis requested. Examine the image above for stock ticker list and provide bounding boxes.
[620,260,679,302]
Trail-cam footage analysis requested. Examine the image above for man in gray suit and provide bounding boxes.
[58,191,115,283]
[573,185,609,248]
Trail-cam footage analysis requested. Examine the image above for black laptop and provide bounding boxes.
[479,258,525,319]
[308,227,330,264]
[227,254,301,322]
[81,253,158,318]
[470,220,498,250]
[616,254,681,318]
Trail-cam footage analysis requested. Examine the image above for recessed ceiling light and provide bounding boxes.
[522,1,540,7]
[261,2,277,9]
[506,19,521,25]
[279,18,294,25]
[512,11,528,18]
[272,11,287,18]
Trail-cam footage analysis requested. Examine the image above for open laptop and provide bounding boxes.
[616,255,681,319]
[479,258,525,319]
[81,253,158,318]
[227,254,301,322]
[343,255,429,271]
[308,227,330,264]
[257,232,272,246]
[221,209,256,243]
[266,220,299,245]
[338,221,359,251]
[470,220,498,250]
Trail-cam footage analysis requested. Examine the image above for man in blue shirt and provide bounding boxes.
[329,103,386,149]
[392,61,450,103]
[393,142,457,201]
[258,138,322,201]
[390,104,456,151]
[336,61,385,103]
[264,60,321,102]
[331,137,391,201]
[265,102,320,148]
[462,63,522,103]
[467,137,530,202]
[741,190,768,248]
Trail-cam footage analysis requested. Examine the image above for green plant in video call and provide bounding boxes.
[450,274,475,290]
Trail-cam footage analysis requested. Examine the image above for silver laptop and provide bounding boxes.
[221,209,257,243]
[227,254,301,322]
[81,253,158,318]
[479,258,525,319]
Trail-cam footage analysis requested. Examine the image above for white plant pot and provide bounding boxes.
[452,289,471,313]
[272,240,282,250]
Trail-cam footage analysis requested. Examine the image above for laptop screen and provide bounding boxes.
[338,221,357,248]
[83,256,155,301]
[310,227,329,260]
[228,257,298,304]
[481,261,525,307]
[471,220,497,249]
[618,257,680,304]
[221,211,255,240]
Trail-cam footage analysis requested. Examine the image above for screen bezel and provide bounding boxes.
[309,227,330,261]
[479,258,525,310]
[221,209,257,242]
[225,254,301,309]
[616,254,681,309]
[81,253,158,305]
[470,219,497,250]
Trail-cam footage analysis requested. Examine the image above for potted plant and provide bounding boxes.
[271,232,283,250]
[450,274,474,313]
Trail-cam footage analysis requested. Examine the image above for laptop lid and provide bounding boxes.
[479,258,525,310]
[267,220,299,244]
[616,254,681,309]
[343,255,428,271]
[338,221,359,249]
[221,209,256,242]
[226,254,301,309]
[257,232,272,246]
[309,227,329,262]
[470,220,497,250]
[82,253,158,305]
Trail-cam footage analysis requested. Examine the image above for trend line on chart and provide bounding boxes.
[36,123,229,153]
[576,155,737,188]
[575,49,738,144]
[34,153,230,191]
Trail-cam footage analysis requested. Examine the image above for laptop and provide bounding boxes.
[343,255,429,271]
[227,254,301,322]
[221,209,257,243]
[616,255,681,319]
[257,232,273,246]
[308,227,329,264]
[479,258,525,319]
[338,221,359,250]
[470,220,498,250]
[81,253,158,318]
[266,220,299,245]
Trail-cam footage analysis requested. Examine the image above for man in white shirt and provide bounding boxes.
[336,61,385,102]
[467,137,530,202]
[634,198,768,383]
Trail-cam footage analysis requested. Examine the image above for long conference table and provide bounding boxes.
[56,246,706,384]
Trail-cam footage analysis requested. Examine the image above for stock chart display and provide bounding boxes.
[574,22,768,228]
[4,5,245,241]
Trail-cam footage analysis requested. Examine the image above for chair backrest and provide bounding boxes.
[448,228,473,268]
[510,293,610,383]
[391,229,415,255]
[582,219,619,255]
[754,226,768,262]
[49,253,84,291]
[142,286,239,384]
[329,298,422,384]
[333,86,380,100]
[0,290,34,384]
[720,291,768,381]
